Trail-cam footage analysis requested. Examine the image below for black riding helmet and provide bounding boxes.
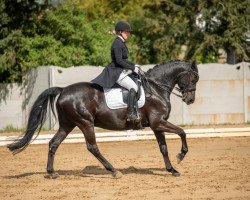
[115,21,132,32]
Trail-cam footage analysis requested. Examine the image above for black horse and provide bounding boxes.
[8,60,199,178]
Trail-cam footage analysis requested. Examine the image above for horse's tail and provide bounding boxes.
[7,87,63,154]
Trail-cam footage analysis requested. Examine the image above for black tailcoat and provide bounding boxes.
[91,37,135,88]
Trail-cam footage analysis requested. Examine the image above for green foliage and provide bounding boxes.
[0,0,249,83]
[192,0,250,61]
[18,4,91,69]
[0,0,51,82]
[135,0,249,63]
[0,30,23,82]
[0,2,116,82]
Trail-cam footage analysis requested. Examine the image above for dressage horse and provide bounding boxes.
[8,60,199,178]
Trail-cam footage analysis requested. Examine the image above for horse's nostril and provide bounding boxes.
[189,99,194,104]
[186,99,194,104]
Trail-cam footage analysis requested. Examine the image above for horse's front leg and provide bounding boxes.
[154,130,180,177]
[153,120,188,164]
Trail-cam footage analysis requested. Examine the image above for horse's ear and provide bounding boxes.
[191,59,198,71]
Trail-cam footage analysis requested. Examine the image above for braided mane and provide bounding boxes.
[146,60,191,76]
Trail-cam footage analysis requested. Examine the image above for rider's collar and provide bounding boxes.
[118,35,125,42]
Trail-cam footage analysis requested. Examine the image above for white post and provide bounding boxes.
[49,66,55,129]
[242,62,248,123]
[182,101,187,125]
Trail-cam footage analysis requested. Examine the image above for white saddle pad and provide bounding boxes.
[104,87,146,109]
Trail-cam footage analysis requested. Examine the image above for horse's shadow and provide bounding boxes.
[4,165,168,179]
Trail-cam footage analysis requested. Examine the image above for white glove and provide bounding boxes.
[134,64,140,74]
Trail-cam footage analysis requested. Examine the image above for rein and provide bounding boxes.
[138,69,183,99]
[147,78,183,98]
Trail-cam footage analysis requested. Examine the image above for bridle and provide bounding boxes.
[138,68,199,100]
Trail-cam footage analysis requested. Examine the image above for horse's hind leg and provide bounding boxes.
[45,126,73,179]
[78,124,122,178]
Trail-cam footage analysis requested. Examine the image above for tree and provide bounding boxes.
[0,0,51,82]
[132,0,250,63]
[1,0,249,83]
[0,1,116,82]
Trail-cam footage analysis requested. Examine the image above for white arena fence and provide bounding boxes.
[1,127,250,146]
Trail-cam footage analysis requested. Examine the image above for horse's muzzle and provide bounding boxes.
[182,91,195,105]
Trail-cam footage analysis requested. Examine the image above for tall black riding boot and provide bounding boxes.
[127,89,141,122]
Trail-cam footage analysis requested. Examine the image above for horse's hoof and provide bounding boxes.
[112,171,123,179]
[172,171,181,177]
[176,153,183,164]
[44,172,59,179]
[167,168,180,177]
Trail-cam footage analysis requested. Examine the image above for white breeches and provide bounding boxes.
[116,71,138,92]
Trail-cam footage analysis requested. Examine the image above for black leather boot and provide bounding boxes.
[127,89,141,122]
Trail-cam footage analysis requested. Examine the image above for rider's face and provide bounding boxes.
[121,31,130,40]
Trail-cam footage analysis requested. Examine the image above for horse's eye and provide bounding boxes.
[178,82,186,89]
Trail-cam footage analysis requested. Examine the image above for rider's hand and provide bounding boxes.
[134,64,140,74]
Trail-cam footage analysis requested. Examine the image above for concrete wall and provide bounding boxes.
[0,62,249,129]
[185,63,247,124]
[0,84,23,128]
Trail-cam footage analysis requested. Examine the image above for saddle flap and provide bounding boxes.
[104,86,145,110]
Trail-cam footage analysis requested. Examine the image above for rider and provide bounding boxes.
[91,21,140,122]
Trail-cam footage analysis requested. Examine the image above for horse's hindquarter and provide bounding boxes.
[56,82,101,126]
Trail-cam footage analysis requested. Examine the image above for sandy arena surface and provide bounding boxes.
[0,137,250,200]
